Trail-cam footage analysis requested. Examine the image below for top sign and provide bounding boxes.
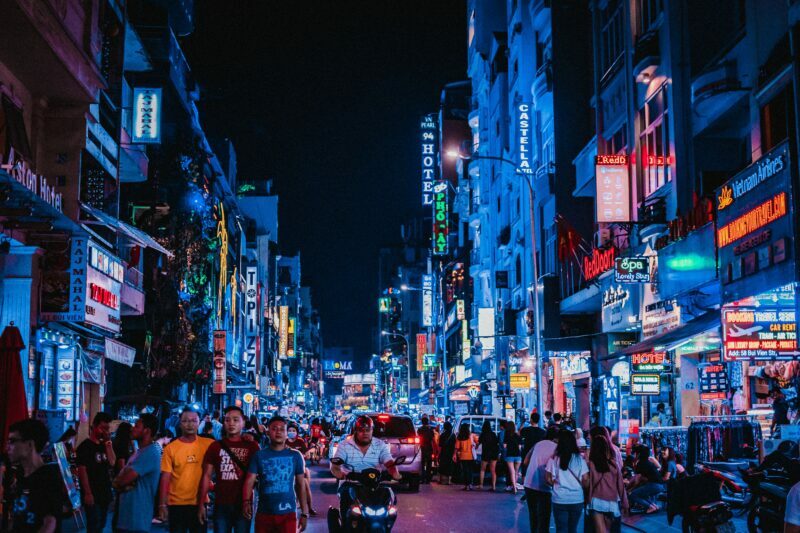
[132,88,162,144]
[584,246,616,281]
[631,352,667,372]
[420,115,439,206]
[517,103,532,174]
[615,256,651,283]
[595,155,630,222]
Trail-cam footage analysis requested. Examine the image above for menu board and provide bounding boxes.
[698,363,728,400]
[631,373,661,395]
[56,353,76,421]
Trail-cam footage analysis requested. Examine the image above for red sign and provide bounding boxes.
[583,246,616,281]
[631,352,666,366]
[596,154,628,165]
[89,283,119,310]
[416,333,427,372]
[717,192,787,248]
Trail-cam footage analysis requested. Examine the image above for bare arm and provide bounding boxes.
[331,459,347,480]
[104,440,116,467]
[158,472,171,520]
[385,459,401,481]
[37,515,57,533]
[112,465,139,491]
[295,473,309,514]
[197,464,214,524]
[242,473,257,520]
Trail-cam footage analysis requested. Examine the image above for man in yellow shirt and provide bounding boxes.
[158,408,213,532]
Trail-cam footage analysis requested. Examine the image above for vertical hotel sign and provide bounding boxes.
[421,274,433,326]
[432,182,448,255]
[213,330,226,394]
[132,88,162,144]
[278,306,289,358]
[420,114,439,206]
[595,155,630,223]
[517,103,532,174]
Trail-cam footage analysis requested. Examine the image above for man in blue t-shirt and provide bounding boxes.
[112,414,162,533]
[243,416,308,533]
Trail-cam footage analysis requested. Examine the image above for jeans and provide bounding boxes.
[254,513,296,533]
[552,502,583,533]
[525,488,552,533]
[213,504,251,533]
[168,505,204,533]
[421,450,433,481]
[84,503,109,533]
[629,482,665,508]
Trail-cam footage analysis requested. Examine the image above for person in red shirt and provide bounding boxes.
[198,406,260,533]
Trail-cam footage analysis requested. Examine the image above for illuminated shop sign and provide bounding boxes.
[424,353,437,368]
[1,147,63,212]
[432,182,449,255]
[324,370,345,380]
[698,363,728,400]
[631,373,661,395]
[422,275,433,327]
[610,360,631,385]
[595,154,630,223]
[517,103,532,174]
[420,114,439,206]
[278,306,289,358]
[416,334,427,372]
[213,330,226,394]
[288,318,296,357]
[722,307,798,360]
[716,143,794,303]
[614,256,651,283]
[132,88,162,143]
[584,246,616,281]
[462,319,470,362]
[89,245,124,282]
[510,373,531,389]
[245,266,258,379]
[601,280,640,333]
[323,360,353,371]
[553,351,591,377]
[631,352,667,372]
[457,299,465,320]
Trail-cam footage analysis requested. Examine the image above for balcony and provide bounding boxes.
[633,31,660,83]
[121,265,145,316]
[533,59,553,106]
[637,196,668,240]
[573,136,597,197]
[691,62,748,133]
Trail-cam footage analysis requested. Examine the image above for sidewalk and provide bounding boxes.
[622,509,747,532]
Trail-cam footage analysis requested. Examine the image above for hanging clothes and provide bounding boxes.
[686,418,761,470]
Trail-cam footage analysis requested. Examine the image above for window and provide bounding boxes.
[760,85,795,154]
[606,124,627,154]
[515,255,522,288]
[637,0,663,36]
[0,96,32,160]
[639,85,671,197]
[600,0,625,78]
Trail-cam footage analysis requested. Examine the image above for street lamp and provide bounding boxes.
[446,148,545,419]
[381,331,410,408]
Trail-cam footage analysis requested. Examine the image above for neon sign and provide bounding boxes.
[132,88,162,144]
[584,246,616,281]
[432,182,448,255]
[722,307,798,360]
[631,352,667,372]
[517,103,532,174]
[717,192,787,248]
[595,155,628,165]
[614,256,650,283]
[631,374,661,395]
[420,114,438,206]
[89,283,119,310]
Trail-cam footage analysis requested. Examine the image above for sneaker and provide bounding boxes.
[515,482,524,490]
[504,486,514,492]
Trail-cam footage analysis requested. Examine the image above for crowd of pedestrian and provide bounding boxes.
[1,407,311,533]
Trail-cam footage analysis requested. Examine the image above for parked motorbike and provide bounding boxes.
[666,471,736,533]
[327,456,407,532]
[743,468,793,533]
[694,461,752,513]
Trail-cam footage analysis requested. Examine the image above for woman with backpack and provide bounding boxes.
[587,434,627,533]
[546,429,589,533]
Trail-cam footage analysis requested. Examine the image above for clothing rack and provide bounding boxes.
[686,415,762,470]
[639,426,689,458]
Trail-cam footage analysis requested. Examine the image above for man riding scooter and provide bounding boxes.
[330,415,402,525]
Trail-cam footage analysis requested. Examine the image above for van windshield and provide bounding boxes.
[371,416,415,438]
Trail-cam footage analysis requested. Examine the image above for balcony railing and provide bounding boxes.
[124,265,143,290]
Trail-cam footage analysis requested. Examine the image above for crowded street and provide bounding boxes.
[5,0,800,532]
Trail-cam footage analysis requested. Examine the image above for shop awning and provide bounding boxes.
[0,170,82,233]
[79,202,173,258]
[616,311,720,356]
[544,333,596,353]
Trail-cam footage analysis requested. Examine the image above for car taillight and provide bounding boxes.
[400,437,420,445]
[414,436,420,444]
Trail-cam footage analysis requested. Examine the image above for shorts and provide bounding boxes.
[506,456,522,462]
[255,513,297,533]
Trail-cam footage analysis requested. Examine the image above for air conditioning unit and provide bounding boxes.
[594,228,611,248]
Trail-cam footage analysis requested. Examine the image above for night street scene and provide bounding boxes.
[7,1,800,532]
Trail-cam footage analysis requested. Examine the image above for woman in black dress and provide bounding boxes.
[437,421,456,485]
[478,419,500,491]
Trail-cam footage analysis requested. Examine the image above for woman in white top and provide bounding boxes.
[546,429,589,533]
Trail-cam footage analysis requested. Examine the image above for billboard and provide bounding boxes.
[722,306,797,360]
[595,154,630,223]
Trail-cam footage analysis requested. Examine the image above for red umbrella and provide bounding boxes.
[0,323,29,449]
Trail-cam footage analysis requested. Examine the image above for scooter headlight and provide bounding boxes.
[388,505,398,517]
[364,507,387,517]
[349,505,362,516]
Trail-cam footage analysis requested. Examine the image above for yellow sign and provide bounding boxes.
[243,392,254,404]
[510,373,531,390]
[278,306,289,358]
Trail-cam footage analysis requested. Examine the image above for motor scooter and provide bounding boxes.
[327,456,407,532]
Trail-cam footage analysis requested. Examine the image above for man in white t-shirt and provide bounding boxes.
[523,427,558,533]
[785,481,800,532]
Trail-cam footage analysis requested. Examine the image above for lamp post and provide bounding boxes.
[446,150,544,419]
[382,330,410,410]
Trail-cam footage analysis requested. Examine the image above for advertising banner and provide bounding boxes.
[722,306,797,360]
[496,336,511,396]
[600,376,620,431]
[510,373,531,389]
[41,235,88,322]
[213,330,226,394]
[416,333,427,372]
[132,88,162,143]
[278,306,289,358]
[631,374,661,395]
[422,274,433,327]
[595,155,630,223]
[601,279,640,333]
[716,142,794,304]
[105,338,136,367]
